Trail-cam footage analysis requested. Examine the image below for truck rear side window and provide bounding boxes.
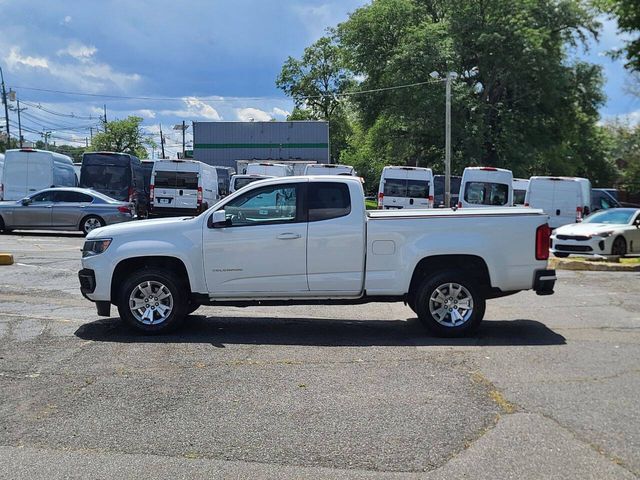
[308,183,351,221]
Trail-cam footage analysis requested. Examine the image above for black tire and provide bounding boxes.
[414,270,486,337]
[553,252,570,258]
[80,215,105,236]
[0,216,8,233]
[611,236,627,257]
[117,268,187,334]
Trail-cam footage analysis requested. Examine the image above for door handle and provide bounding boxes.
[277,233,301,240]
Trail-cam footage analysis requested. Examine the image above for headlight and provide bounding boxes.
[82,238,112,258]
[593,231,614,238]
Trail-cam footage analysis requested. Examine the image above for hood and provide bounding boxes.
[87,215,201,239]
[554,222,619,236]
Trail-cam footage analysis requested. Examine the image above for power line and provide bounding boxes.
[19,100,95,120]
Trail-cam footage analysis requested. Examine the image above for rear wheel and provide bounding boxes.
[117,268,187,334]
[80,215,105,236]
[611,236,627,257]
[414,270,485,337]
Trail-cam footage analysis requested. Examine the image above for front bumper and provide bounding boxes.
[78,268,111,316]
[534,269,556,296]
[550,235,613,255]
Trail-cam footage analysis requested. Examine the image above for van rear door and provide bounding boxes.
[153,163,199,210]
[27,153,54,193]
[552,180,580,228]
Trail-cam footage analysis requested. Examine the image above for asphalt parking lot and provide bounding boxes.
[0,232,638,479]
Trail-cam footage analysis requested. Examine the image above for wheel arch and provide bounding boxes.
[408,255,492,302]
[78,214,105,231]
[111,256,191,303]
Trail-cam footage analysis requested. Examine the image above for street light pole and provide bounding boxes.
[445,72,452,208]
[0,65,10,144]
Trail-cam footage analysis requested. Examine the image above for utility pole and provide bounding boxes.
[182,120,186,158]
[8,93,27,148]
[444,72,452,208]
[42,131,51,150]
[103,104,107,125]
[90,127,93,141]
[0,64,10,144]
[159,124,166,159]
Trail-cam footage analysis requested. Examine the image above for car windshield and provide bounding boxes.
[583,209,636,225]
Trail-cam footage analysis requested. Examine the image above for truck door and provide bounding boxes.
[203,182,308,295]
[306,181,365,294]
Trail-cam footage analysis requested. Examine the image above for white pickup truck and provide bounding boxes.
[79,176,556,337]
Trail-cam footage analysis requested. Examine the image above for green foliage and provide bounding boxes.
[89,116,154,159]
[602,120,640,191]
[596,0,640,71]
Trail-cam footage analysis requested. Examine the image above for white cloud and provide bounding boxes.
[135,109,156,119]
[57,43,97,62]
[3,46,141,93]
[6,47,48,69]
[601,110,640,127]
[160,97,222,121]
[236,107,272,122]
[272,107,290,118]
[62,15,72,24]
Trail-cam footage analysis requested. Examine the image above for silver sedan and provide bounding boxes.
[0,187,134,235]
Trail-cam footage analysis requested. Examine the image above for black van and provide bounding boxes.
[80,152,149,217]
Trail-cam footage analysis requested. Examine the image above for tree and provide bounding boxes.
[90,116,154,159]
[597,0,640,71]
[277,36,355,162]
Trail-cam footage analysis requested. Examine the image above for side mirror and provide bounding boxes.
[208,209,230,228]
[21,198,31,206]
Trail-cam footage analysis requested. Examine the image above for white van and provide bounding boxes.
[513,178,529,206]
[304,164,356,176]
[229,174,274,193]
[1,148,76,201]
[245,162,294,177]
[377,166,434,209]
[150,159,218,216]
[459,167,513,208]
[524,176,592,229]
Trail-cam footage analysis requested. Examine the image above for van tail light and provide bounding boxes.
[117,205,131,214]
[149,185,155,203]
[128,187,134,203]
[377,192,384,209]
[524,202,529,207]
[536,223,551,260]
[0,183,3,200]
[576,206,583,223]
[428,195,434,208]
[457,201,462,208]
[197,186,203,205]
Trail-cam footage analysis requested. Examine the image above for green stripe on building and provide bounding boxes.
[194,143,328,149]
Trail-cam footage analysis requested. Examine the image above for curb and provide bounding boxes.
[0,253,14,266]
[549,257,640,272]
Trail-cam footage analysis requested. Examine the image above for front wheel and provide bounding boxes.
[414,270,486,337]
[117,268,187,334]
[611,236,627,257]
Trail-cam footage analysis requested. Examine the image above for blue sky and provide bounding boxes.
[0,0,637,156]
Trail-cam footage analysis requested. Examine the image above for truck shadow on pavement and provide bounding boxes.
[75,315,566,347]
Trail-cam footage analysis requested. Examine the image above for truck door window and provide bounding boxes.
[308,182,351,221]
[224,185,298,226]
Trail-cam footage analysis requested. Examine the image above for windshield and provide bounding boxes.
[234,177,262,190]
[584,209,636,225]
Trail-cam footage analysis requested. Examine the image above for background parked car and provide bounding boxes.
[0,187,133,235]
[525,176,591,229]
[459,167,513,208]
[377,166,434,209]
[550,208,640,257]
[1,148,76,201]
[80,152,148,218]
[150,159,218,216]
[513,178,530,206]
[229,174,274,193]
[433,174,461,208]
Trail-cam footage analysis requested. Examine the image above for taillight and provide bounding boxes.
[576,206,583,222]
[197,186,203,205]
[428,195,434,208]
[128,187,134,203]
[117,205,131,214]
[524,202,529,207]
[0,183,3,201]
[536,223,551,260]
[457,201,462,208]
[377,192,384,209]
[149,185,155,203]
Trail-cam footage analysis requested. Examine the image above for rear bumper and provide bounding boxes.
[534,269,556,296]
